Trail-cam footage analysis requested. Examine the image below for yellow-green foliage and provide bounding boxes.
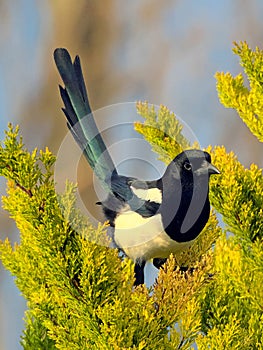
[0,125,218,349]
[134,102,196,164]
[0,41,263,349]
[134,41,263,348]
[196,235,263,349]
[216,41,263,142]
[208,145,263,242]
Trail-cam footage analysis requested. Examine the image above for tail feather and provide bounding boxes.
[54,48,116,190]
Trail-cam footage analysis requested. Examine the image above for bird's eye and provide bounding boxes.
[183,162,192,171]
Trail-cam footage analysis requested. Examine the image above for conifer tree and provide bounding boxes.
[0,41,262,349]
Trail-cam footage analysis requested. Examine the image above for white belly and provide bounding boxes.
[114,211,195,261]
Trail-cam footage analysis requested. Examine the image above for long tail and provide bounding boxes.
[54,48,116,191]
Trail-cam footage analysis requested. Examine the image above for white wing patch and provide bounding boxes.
[131,186,162,203]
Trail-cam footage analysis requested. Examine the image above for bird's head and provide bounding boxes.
[164,149,220,183]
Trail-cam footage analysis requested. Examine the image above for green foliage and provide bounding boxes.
[197,236,263,349]
[0,41,263,349]
[22,314,56,350]
[134,41,263,349]
[199,42,263,348]
[0,125,217,349]
[134,102,195,164]
[215,41,263,142]
[208,145,263,242]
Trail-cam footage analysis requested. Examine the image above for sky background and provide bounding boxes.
[0,1,263,349]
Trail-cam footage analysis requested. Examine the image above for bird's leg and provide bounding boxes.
[153,258,167,269]
[153,258,195,274]
[178,266,195,274]
[134,260,146,286]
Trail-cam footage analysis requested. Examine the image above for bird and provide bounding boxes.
[54,48,220,286]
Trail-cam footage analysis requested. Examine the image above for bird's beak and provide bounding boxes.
[207,163,220,175]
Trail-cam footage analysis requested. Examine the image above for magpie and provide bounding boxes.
[54,48,220,285]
